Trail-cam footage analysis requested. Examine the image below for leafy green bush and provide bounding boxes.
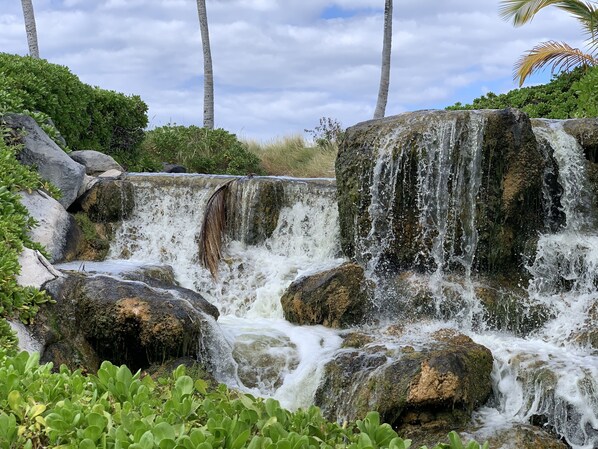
[447,69,584,118]
[573,66,598,117]
[0,351,488,449]
[0,126,52,324]
[140,125,265,175]
[0,53,148,162]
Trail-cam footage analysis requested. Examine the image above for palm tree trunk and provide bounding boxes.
[374,0,393,119]
[196,0,214,129]
[21,0,40,59]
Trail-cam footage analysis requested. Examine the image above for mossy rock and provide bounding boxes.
[226,177,285,245]
[71,213,114,260]
[336,109,547,275]
[74,178,134,222]
[281,262,371,328]
[314,329,493,428]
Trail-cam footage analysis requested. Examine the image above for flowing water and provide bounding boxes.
[54,117,598,448]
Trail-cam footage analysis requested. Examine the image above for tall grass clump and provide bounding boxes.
[244,135,337,178]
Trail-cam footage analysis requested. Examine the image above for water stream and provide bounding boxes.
[57,118,598,448]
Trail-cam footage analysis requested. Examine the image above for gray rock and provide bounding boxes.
[2,114,85,208]
[70,150,123,176]
[162,163,187,173]
[16,248,62,288]
[98,169,124,178]
[19,190,83,263]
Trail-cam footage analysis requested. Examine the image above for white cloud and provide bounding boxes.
[0,0,588,140]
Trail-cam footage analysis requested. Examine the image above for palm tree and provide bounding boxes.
[196,0,214,129]
[374,0,393,119]
[500,0,598,86]
[21,0,40,59]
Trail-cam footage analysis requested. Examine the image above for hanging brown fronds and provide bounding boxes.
[198,179,236,279]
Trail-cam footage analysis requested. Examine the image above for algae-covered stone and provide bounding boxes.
[226,177,285,245]
[38,272,219,372]
[281,262,370,328]
[314,329,493,427]
[336,109,548,275]
[75,178,134,222]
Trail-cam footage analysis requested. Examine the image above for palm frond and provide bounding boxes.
[515,40,598,85]
[499,0,569,24]
[198,179,236,279]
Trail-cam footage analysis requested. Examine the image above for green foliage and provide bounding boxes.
[0,320,17,357]
[447,69,584,119]
[0,126,52,324]
[0,353,488,449]
[0,53,148,162]
[140,125,265,175]
[573,65,598,117]
[304,117,345,149]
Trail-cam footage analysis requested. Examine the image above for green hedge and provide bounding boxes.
[0,53,148,162]
[446,68,585,118]
[140,126,265,175]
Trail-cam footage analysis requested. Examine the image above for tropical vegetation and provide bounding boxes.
[446,66,598,118]
[500,0,598,86]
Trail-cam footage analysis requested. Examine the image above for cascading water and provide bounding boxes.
[92,113,597,448]
[108,174,344,409]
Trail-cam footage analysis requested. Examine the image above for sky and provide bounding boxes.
[0,0,587,141]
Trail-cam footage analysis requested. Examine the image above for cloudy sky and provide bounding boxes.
[0,0,585,141]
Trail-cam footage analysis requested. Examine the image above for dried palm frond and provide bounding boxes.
[514,40,598,86]
[198,179,235,279]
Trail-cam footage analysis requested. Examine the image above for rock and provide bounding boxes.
[162,163,187,173]
[471,424,568,449]
[98,169,124,178]
[281,262,370,328]
[120,264,178,288]
[314,329,493,428]
[336,109,548,275]
[73,178,134,222]
[227,177,285,245]
[19,190,84,263]
[2,114,85,208]
[35,272,219,372]
[571,302,598,350]
[69,150,124,176]
[77,175,99,198]
[561,118,598,163]
[16,248,62,288]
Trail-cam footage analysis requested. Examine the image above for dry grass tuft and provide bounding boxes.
[244,135,337,178]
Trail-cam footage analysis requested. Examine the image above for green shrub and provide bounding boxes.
[447,69,584,118]
[0,53,148,162]
[0,125,52,324]
[0,351,488,449]
[573,66,598,117]
[140,125,265,175]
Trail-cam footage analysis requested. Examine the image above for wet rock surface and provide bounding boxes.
[73,178,134,222]
[336,109,548,275]
[280,262,370,328]
[35,271,219,372]
[314,329,493,428]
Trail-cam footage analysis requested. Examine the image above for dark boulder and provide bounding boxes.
[280,262,371,328]
[314,329,493,429]
[34,272,219,372]
[73,178,134,222]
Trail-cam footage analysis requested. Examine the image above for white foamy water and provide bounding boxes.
[93,115,598,449]
[108,174,344,407]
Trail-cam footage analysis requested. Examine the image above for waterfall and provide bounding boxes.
[108,174,344,409]
[98,114,598,448]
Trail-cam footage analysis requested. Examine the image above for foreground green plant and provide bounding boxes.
[0,125,52,324]
[0,350,488,449]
